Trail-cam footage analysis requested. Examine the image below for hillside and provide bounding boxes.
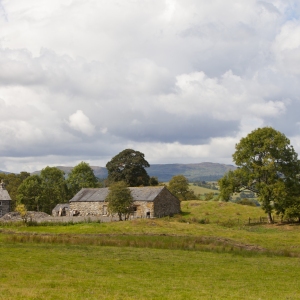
[148,162,236,181]
[31,162,236,181]
[0,170,10,174]
[31,166,108,178]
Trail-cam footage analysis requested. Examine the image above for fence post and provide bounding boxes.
[249,217,251,225]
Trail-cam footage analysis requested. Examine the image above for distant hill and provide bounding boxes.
[31,166,108,179]
[148,162,236,182]
[0,170,10,174]
[32,162,235,182]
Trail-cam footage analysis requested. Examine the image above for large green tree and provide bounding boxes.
[106,149,150,186]
[106,181,133,221]
[168,175,197,201]
[39,167,68,214]
[219,127,300,223]
[67,162,100,197]
[17,175,43,211]
[16,167,68,214]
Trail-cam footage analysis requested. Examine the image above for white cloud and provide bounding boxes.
[272,20,300,75]
[0,0,300,173]
[67,110,95,136]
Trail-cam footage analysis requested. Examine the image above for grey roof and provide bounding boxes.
[52,203,70,211]
[70,186,166,202]
[0,182,11,201]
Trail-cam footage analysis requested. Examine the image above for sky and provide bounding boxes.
[0,0,300,173]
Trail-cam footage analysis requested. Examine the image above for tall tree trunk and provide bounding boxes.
[118,213,123,221]
[267,212,273,224]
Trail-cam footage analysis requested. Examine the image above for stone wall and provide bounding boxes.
[132,201,154,218]
[0,200,11,217]
[153,188,180,217]
[70,201,107,216]
[70,200,155,218]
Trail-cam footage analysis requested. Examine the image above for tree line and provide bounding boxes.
[2,148,197,217]
[7,127,300,223]
[1,162,100,214]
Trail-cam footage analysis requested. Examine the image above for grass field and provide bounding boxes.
[188,184,219,200]
[1,243,300,300]
[1,201,300,299]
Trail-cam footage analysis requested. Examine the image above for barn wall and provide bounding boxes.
[153,188,181,217]
[132,201,154,218]
[70,201,106,216]
[70,201,154,218]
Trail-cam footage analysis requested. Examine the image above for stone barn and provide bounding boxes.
[52,203,70,216]
[69,186,180,218]
[0,180,11,217]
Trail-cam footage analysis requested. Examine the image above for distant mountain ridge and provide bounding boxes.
[0,170,11,174]
[31,162,236,182]
[147,162,236,182]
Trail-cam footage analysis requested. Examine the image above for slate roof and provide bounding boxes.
[52,203,70,212]
[70,186,166,202]
[0,181,11,201]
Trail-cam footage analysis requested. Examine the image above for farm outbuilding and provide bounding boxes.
[52,203,70,216]
[69,186,180,218]
[0,180,11,217]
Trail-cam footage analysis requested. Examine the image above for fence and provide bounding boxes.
[212,215,288,225]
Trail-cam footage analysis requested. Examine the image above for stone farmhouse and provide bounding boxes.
[69,186,180,218]
[0,180,11,217]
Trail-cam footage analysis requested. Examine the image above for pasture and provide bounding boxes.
[1,201,300,299]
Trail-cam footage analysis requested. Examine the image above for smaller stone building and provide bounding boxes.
[0,180,11,217]
[69,186,180,218]
[52,203,70,216]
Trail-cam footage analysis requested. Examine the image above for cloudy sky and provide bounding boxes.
[0,0,300,173]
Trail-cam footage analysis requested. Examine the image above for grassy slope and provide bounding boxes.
[2,201,300,254]
[189,184,219,195]
[188,184,219,200]
[1,242,300,300]
[2,201,300,299]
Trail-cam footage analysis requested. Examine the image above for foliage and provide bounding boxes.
[282,197,300,222]
[149,176,159,186]
[18,168,68,214]
[17,175,43,211]
[15,203,28,222]
[168,175,197,200]
[16,163,103,214]
[204,192,214,201]
[219,127,300,223]
[106,149,150,186]
[67,161,100,197]
[106,181,133,220]
[0,172,30,210]
[39,167,68,214]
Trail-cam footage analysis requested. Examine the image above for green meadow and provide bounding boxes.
[1,201,300,299]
